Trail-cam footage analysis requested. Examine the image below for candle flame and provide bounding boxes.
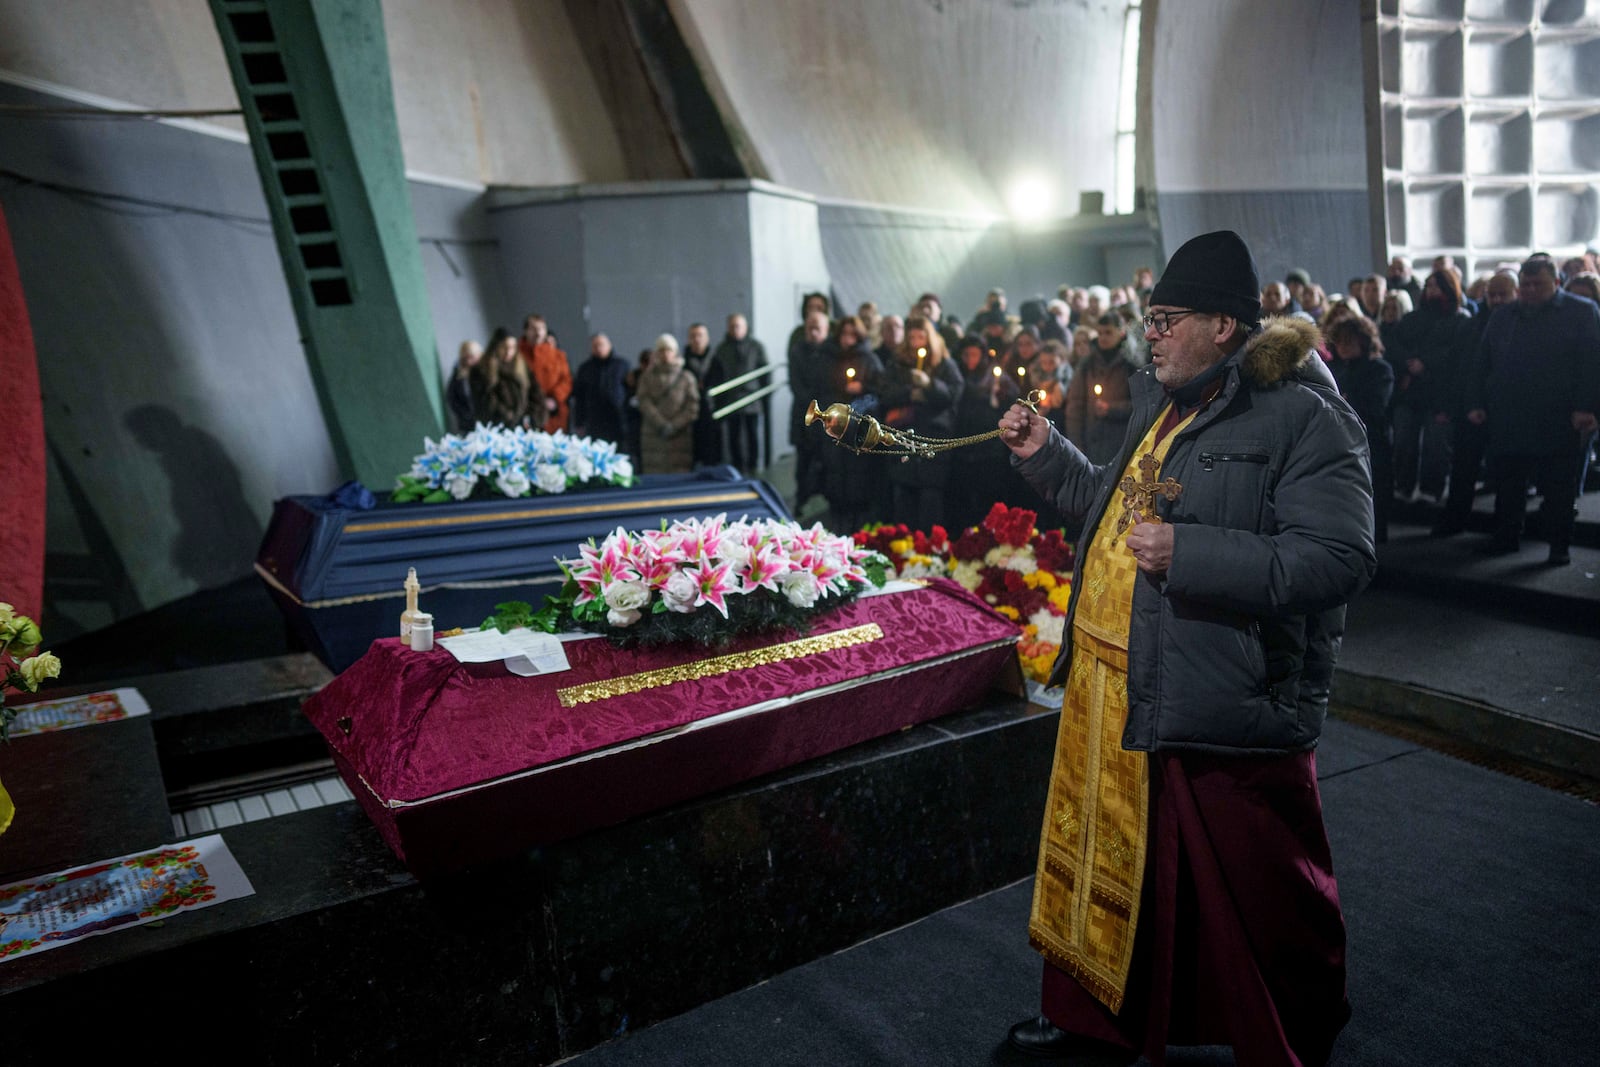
[992,365,1002,377]
[1017,366,1027,376]
[1094,383,1103,396]
[846,367,856,379]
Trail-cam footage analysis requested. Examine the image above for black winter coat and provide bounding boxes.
[571,353,630,445]
[1014,318,1377,756]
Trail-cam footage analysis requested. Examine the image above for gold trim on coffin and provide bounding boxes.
[556,623,885,707]
[342,491,761,534]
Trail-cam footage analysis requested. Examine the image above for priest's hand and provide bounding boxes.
[999,403,1048,460]
[1126,521,1174,574]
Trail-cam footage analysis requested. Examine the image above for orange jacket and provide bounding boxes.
[520,339,573,432]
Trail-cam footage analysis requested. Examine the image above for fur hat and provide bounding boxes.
[1151,231,1262,325]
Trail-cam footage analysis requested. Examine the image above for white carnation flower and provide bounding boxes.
[1003,553,1038,574]
[445,474,477,500]
[1028,609,1065,646]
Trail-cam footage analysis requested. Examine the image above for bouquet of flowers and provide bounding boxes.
[0,603,61,744]
[528,515,888,647]
[392,423,633,503]
[854,503,1074,689]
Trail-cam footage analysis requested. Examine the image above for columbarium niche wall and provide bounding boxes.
[1373,0,1600,276]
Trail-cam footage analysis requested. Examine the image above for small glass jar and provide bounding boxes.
[409,612,434,652]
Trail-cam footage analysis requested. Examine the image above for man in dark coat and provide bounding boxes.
[998,230,1375,1066]
[570,333,630,447]
[683,322,721,467]
[708,313,768,474]
[788,310,831,512]
[1463,256,1600,565]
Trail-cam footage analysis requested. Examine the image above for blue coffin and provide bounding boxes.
[255,467,793,672]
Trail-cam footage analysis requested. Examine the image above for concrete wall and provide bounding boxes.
[0,79,511,639]
[819,203,1157,321]
[0,0,631,187]
[675,0,1127,216]
[1147,0,1373,290]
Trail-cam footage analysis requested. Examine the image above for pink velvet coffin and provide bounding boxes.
[302,580,1021,877]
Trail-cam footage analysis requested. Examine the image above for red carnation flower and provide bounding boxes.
[953,526,996,561]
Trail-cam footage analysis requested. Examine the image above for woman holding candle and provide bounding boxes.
[1062,312,1138,464]
[819,316,885,530]
[877,314,965,531]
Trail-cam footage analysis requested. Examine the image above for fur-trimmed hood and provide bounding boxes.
[1239,315,1326,387]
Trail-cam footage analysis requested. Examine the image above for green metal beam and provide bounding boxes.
[209,0,441,486]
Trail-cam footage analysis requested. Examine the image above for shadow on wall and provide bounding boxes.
[42,437,139,640]
[124,405,263,589]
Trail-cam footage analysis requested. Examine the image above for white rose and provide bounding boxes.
[662,570,699,613]
[564,451,596,481]
[603,580,650,613]
[446,474,477,500]
[534,463,567,494]
[607,607,642,627]
[781,571,820,609]
[495,470,531,498]
[612,455,634,482]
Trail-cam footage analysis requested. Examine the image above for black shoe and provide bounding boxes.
[1546,547,1571,566]
[1474,537,1519,556]
[1005,1015,1136,1062]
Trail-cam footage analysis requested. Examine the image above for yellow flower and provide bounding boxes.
[993,604,1021,620]
[1023,571,1057,590]
[18,651,60,690]
[889,537,914,557]
[1023,623,1038,639]
[5,616,41,657]
[1048,585,1073,613]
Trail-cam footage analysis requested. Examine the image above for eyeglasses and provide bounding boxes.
[1142,309,1202,335]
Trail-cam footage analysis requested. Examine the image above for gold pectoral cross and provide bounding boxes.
[1116,453,1182,534]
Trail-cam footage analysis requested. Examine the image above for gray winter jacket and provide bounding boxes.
[1014,318,1377,755]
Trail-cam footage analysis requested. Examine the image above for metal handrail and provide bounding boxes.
[712,381,783,420]
[705,363,774,398]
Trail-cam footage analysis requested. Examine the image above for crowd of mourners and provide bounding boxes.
[443,246,1600,563]
[444,312,770,477]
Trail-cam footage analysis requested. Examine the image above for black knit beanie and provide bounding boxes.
[1150,230,1261,326]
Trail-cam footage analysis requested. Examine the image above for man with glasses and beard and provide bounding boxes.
[997,231,1376,1066]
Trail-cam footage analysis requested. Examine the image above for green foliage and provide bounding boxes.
[479,600,537,633]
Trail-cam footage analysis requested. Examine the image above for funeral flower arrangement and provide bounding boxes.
[527,515,888,647]
[853,503,1074,687]
[392,423,633,503]
[0,603,61,744]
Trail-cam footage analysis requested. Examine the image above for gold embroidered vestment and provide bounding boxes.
[1027,406,1196,1013]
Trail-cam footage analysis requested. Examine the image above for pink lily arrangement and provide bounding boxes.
[545,515,888,646]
